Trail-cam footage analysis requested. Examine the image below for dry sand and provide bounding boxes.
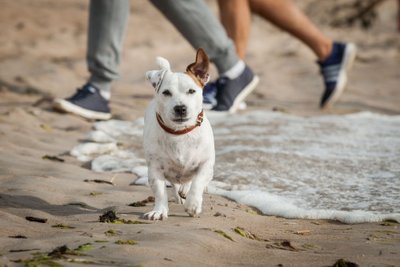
[0,0,399,266]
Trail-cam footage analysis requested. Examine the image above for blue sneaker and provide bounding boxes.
[202,81,218,110]
[319,42,357,108]
[211,65,259,113]
[53,83,112,120]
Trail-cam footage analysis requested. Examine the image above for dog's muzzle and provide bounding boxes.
[174,105,187,118]
[156,110,204,135]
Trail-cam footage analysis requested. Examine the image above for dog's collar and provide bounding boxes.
[156,110,204,135]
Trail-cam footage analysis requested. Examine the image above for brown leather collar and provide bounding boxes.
[156,110,204,135]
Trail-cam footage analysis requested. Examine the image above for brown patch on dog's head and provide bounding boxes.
[186,48,210,88]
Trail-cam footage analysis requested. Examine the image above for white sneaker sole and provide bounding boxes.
[322,43,357,108]
[53,99,112,120]
[229,75,260,114]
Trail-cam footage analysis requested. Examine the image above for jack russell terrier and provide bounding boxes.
[143,48,215,220]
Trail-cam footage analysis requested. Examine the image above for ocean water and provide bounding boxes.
[71,111,400,223]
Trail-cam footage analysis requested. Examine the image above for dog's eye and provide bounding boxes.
[187,89,196,95]
[162,90,172,97]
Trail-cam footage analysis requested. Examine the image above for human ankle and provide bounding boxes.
[318,41,333,62]
[221,60,245,79]
[89,77,112,100]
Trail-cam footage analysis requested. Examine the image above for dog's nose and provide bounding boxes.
[174,105,187,117]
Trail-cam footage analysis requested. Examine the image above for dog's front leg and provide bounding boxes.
[143,166,169,220]
[184,161,213,217]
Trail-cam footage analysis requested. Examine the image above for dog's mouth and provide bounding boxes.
[172,118,190,124]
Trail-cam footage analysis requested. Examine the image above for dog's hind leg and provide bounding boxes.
[172,183,185,204]
[172,182,192,204]
[178,182,191,200]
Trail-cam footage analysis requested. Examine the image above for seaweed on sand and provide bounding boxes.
[115,240,138,245]
[214,230,234,242]
[51,224,75,229]
[12,243,95,267]
[99,210,118,223]
[233,226,262,241]
[84,179,114,185]
[332,258,359,267]
[128,196,155,207]
[42,155,64,162]
[25,216,48,223]
[99,210,149,224]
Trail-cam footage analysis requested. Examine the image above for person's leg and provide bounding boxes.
[248,0,356,108]
[217,0,251,60]
[150,0,259,113]
[54,0,130,120]
[150,0,239,75]
[87,0,130,99]
[249,0,332,61]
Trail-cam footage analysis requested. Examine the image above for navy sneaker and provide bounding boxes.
[202,81,218,110]
[211,65,259,113]
[319,42,357,108]
[203,82,247,110]
[53,83,112,120]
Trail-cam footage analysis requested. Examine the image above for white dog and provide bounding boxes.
[143,48,215,220]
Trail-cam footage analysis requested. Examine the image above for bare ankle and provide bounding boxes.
[318,41,333,62]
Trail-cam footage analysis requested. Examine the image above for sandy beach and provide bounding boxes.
[1,0,400,266]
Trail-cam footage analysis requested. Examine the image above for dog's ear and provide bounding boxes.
[186,48,210,87]
[145,57,171,91]
[145,69,167,92]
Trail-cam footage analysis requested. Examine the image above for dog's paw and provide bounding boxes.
[143,209,168,221]
[184,196,202,217]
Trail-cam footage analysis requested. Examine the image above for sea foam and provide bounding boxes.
[70,111,400,223]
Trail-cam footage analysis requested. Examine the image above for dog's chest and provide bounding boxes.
[159,137,203,184]
[163,163,199,184]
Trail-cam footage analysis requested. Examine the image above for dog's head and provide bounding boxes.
[146,48,210,129]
